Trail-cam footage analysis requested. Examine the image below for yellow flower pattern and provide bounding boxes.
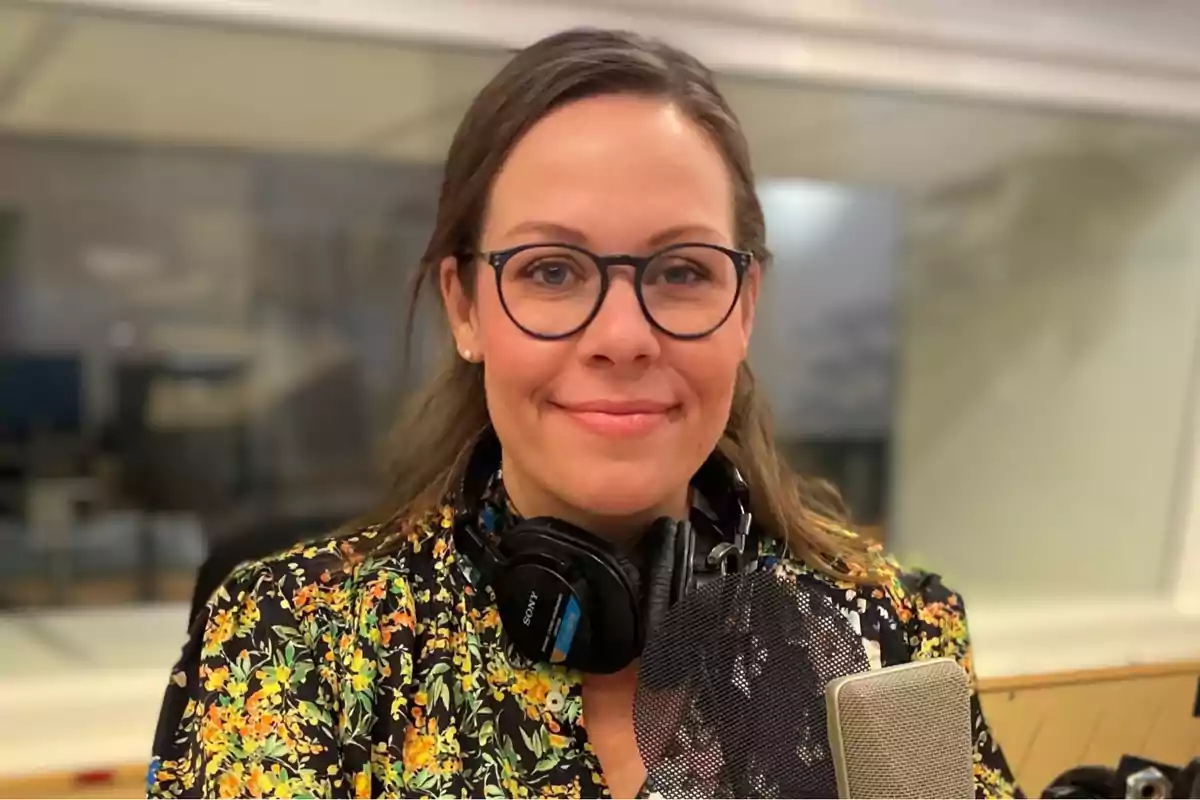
[148,494,1022,799]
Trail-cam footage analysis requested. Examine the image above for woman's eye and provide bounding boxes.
[531,261,572,285]
[656,262,707,285]
[663,266,697,284]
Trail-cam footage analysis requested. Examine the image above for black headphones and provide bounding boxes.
[453,429,757,674]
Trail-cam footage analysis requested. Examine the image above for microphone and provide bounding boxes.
[633,571,975,798]
[826,658,974,799]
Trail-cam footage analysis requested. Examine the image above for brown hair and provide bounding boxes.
[362,28,874,582]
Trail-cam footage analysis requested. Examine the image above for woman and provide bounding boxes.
[148,28,1022,800]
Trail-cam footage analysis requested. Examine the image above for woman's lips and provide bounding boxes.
[552,400,676,437]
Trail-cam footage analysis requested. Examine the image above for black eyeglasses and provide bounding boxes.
[472,242,752,340]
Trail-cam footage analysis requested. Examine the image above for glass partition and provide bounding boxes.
[1,3,1198,615]
[716,72,1200,603]
[892,121,1200,603]
[0,7,508,609]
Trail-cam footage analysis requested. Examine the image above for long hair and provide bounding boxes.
[358,28,874,581]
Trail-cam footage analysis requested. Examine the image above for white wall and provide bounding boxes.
[893,147,1200,674]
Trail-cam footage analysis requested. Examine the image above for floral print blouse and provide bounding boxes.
[148,479,1023,799]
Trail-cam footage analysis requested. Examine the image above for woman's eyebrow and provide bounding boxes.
[502,221,587,243]
[500,221,725,248]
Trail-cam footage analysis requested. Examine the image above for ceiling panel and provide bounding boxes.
[0,13,497,157]
[365,48,508,162]
[725,77,909,143]
[4,7,1188,190]
[372,106,466,163]
[793,105,1072,191]
[724,76,1077,190]
[0,5,53,85]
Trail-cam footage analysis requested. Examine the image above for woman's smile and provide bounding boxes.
[549,398,680,437]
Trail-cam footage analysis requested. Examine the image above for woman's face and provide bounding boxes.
[442,93,758,540]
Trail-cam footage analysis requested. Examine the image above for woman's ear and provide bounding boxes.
[440,256,482,360]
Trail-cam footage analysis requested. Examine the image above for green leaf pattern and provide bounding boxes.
[147,498,1022,798]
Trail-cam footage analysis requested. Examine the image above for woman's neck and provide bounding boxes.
[499,454,689,550]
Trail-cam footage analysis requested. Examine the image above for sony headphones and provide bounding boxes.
[453,429,757,675]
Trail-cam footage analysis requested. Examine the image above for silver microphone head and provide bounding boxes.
[825,658,974,799]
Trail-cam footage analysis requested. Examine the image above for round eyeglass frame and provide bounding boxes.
[472,241,753,341]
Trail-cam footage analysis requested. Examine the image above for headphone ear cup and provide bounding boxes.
[499,518,644,674]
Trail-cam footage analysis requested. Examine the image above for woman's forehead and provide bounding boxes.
[483,95,735,248]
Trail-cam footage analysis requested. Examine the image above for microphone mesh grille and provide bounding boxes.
[634,571,869,798]
[826,658,975,799]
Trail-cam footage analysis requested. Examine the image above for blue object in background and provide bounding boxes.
[0,355,84,440]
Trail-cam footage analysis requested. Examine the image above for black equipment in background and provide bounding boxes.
[1174,758,1200,800]
[1042,756,1200,799]
[1043,766,1122,799]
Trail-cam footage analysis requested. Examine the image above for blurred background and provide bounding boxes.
[1,0,1198,796]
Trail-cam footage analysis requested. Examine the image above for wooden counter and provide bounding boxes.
[979,660,1200,796]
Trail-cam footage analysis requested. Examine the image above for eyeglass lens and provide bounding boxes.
[496,244,742,338]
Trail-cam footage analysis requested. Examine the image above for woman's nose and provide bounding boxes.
[575,274,662,366]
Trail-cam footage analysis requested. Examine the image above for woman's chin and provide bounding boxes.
[557,475,689,531]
